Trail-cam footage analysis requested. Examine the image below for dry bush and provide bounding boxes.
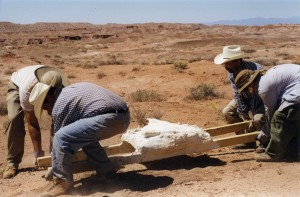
[243,48,256,53]
[186,83,223,100]
[173,61,188,72]
[67,74,76,79]
[129,89,165,102]
[130,106,164,127]
[77,61,97,69]
[118,71,126,77]
[130,106,148,127]
[132,66,141,72]
[97,71,106,79]
[148,109,164,119]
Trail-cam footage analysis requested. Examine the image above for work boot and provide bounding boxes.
[40,177,72,197]
[255,152,282,162]
[2,165,18,179]
[96,162,121,181]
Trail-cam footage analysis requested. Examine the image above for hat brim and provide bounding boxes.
[237,70,261,94]
[35,66,70,87]
[29,83,51,119]
[214,53,245,65]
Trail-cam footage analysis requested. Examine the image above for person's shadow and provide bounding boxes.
[71,154,225,196]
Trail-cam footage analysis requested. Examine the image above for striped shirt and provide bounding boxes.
[52,82,128,133]
[228,60,263,116]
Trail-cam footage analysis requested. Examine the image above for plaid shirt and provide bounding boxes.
[228,60,263,116]
[52,82,128,133]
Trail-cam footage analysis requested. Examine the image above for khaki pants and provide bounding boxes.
[222,99,266,134]
[266,103,300,157]
[6,80,25,167]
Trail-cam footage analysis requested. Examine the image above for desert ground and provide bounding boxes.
[0,22,300,196]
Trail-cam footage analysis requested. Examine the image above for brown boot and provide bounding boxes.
[40,177,72,197]
[255,152,283,162]
[3,165,18,179]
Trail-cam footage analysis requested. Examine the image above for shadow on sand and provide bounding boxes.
[71,154,225,195]
[72,171,173,195]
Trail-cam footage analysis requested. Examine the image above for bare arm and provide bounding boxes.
[24,110,43,156]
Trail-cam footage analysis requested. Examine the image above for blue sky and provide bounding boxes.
[0,0,299,24]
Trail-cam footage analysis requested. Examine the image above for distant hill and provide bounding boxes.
[205,16,300,26]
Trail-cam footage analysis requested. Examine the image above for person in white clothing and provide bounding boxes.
[2,65,69,179]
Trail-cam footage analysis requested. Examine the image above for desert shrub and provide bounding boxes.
[173,61,188,72]
[129,89,165,102]
[77,61,97,69]
[118,71,126,77]
[130,106,148,127]
[97,71,106,79]
[148,109,164,119]
[186,83,221,100]
[0,101,7,116]
[132,66,141,72]
[67,74,76,79]
[243,48,256,53]
[130,106,164,127]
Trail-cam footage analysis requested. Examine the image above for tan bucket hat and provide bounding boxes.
[235,70,261,94]
[214,45,245,65]
[29,68,69,119]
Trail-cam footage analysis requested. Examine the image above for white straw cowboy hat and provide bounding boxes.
[214,45,246,65]
[29,68,69,119]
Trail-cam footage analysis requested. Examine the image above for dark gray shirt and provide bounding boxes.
[52,82,128,133]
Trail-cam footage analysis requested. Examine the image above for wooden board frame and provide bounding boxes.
[37,121,258,168]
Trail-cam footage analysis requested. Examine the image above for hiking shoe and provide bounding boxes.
[40,177,72,197]
[255,152,282,162]
[96,163,121,181]
[2,165,18,179]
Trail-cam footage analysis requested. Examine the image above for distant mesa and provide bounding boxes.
[204,16,300,26]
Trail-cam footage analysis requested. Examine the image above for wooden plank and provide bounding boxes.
[205,121,251,136]
[213,131,259,148]
[37,141,135,168]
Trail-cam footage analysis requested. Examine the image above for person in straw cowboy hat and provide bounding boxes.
[214,45,269,149]
[2,65,69,179]
[29,81,130,196]
[235,64,300,161]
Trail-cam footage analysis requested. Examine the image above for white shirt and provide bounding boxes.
[11,65,44,111]
[258,64,300,120]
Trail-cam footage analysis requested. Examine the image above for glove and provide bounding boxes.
[33,150,45,168]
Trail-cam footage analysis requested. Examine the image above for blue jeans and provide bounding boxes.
[52,111,130,183]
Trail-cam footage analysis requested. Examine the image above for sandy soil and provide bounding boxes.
[1,22,300,196]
